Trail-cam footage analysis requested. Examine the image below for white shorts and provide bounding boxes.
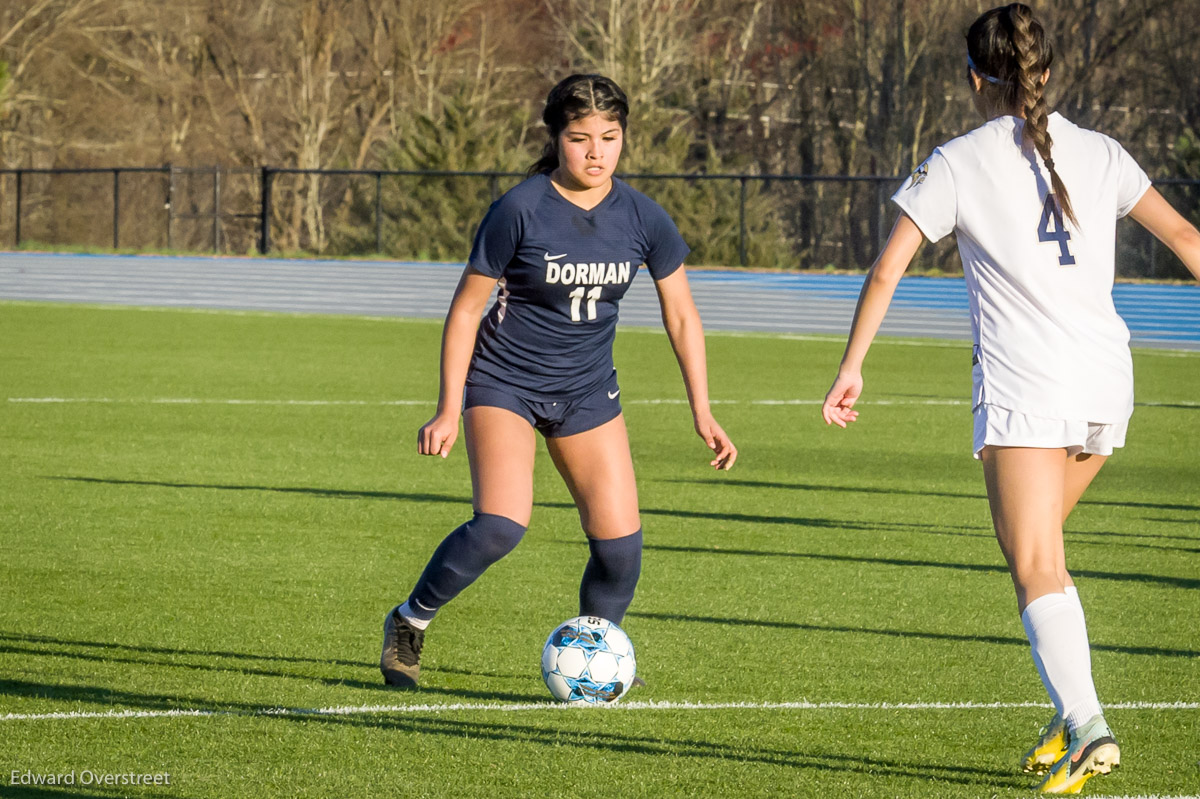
[972,404,1128,460]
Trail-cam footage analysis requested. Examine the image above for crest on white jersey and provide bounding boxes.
[906,162,929,190]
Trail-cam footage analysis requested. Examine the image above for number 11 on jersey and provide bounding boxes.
[1038,194,1076,266]
[568,286,602,322]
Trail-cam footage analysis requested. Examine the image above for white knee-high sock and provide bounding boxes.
[1025,586,1095,719]
[1062,585,1102,729]
[1021,592,1103,732]
[1065,585,1087,635]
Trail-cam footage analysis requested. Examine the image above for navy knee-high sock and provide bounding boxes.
[406,512,527,620]
[578,530,642,624]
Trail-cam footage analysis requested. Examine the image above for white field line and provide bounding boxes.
[0,396,841,407]
[1,699,1196,723]
[9,397,1199,408]
[6,397,431,406]
[2,296,1195,348]
[620,325,1200,355]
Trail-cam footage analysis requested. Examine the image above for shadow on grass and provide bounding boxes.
[50,472,1198,558]
[1141,515,1200,527]
[665,476,1200,514]
[0,677,290,715]
[47,476,983,536]
[909,526,1200,554]
[48,475,473,506]
[1065,529,1200,554]
[0,675,543,716]
[627,611,1200,660]
[0,787,182,799]
[0,637,381,692]
[55,475,1199,558]
[0,630,369,669]
[392,684,546,704]
[47,474,1200,564]
[52,475,1200,524]
[276,712,1030,791]
[1,693,1035,790]
[0,632,528,697]
[638,542,1200,591]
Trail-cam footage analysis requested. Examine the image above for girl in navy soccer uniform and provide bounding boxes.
[821,4,1200,793]
[381,74,737,690]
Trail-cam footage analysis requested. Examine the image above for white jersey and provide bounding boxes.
[893,112,1151,424]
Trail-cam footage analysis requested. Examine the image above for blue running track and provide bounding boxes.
[1,253,1197,350]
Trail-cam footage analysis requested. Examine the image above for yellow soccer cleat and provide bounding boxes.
[1021,713,1069,774]
[1038,715,1120,794]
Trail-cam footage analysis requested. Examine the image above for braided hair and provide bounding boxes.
[967,4,1076,226]
[527,74,629,178]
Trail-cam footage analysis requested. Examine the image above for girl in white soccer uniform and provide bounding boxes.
[821,3,1200,794]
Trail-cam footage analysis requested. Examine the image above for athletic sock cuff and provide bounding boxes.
[1065,702,1104,732]
[397,600,434,628]
[586,528,643,556]
[1021,591,1073,633]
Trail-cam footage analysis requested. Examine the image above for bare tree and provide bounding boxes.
[3,0,1199,266]
[0,0,114,165]
[537,0,699,134]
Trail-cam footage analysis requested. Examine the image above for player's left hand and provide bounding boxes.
[695,413,737,471]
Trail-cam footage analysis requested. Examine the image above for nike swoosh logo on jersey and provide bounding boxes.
[608,390,620,399]
[544,252,568,261]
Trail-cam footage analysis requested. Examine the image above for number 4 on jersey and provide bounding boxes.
[1038,194,1076,266]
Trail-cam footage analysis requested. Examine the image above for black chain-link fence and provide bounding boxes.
[1,166,1196,279]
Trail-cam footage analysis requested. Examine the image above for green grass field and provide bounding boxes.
[1,301,1197,798]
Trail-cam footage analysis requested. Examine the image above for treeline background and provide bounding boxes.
[2,0,1198,274]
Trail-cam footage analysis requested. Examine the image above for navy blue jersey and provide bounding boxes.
[465,173,689,400]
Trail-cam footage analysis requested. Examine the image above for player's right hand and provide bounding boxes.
[821,371,862,429]
[418,412,460,457]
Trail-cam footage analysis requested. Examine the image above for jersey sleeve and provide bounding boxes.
[466,194,524,278]
[637,196,690,280]
[1112,141,1152,218]
[890,149,957,243]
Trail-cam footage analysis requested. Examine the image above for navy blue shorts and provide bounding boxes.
[463,370,623,438]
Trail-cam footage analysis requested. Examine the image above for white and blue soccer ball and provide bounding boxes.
[541,616,636,704]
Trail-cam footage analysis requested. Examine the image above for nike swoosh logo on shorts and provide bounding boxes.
[544,252,568,261]
[608,390,620,399]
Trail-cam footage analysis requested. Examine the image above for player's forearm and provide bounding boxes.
[840,264,901,373]
[1129,189,1200,282]
[663,309,713,417]
[435,308,480,415]
[839,217,920,372]
[1163,224,1200,281]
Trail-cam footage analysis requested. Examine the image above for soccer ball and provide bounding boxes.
[541,616,636,704]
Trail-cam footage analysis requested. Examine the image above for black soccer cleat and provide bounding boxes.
[380,606,424,689]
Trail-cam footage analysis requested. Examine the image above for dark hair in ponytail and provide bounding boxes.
[967,3,1076,226]
[527,74,629,178]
